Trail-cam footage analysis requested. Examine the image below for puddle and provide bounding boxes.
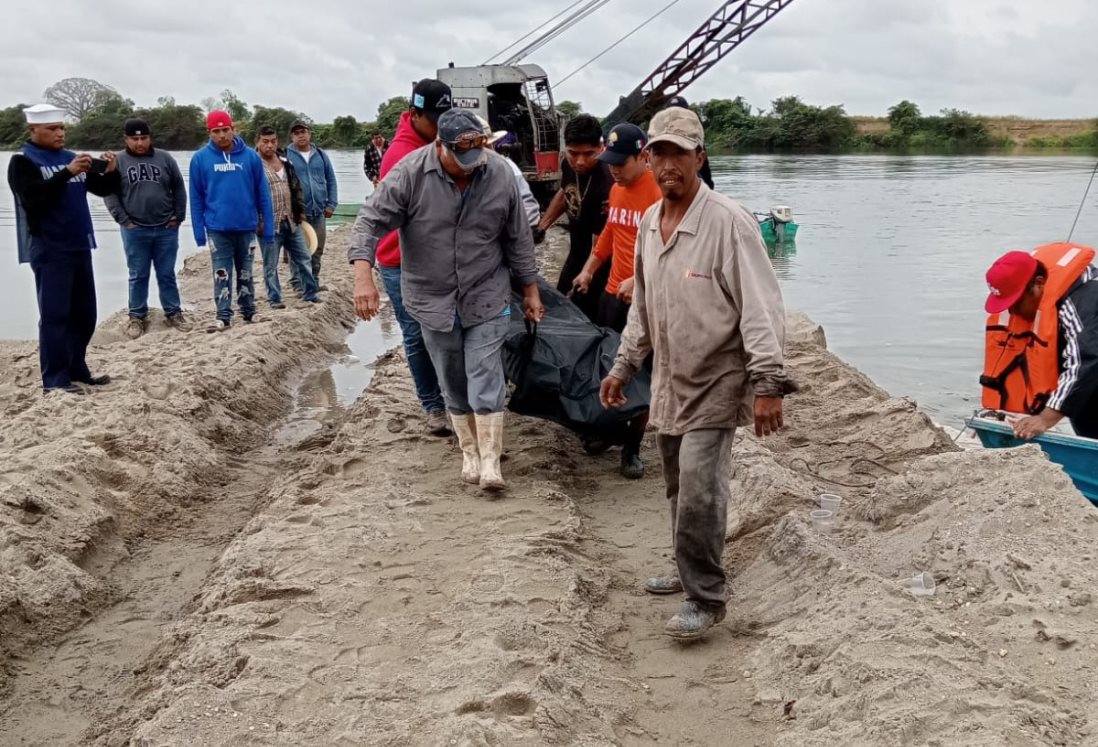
[274,312,400,446]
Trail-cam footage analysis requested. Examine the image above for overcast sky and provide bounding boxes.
[6,0,1096,122]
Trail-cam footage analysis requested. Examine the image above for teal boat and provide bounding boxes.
[966,411,1098,505]
[755,206,798,244]
[329,203,360,227]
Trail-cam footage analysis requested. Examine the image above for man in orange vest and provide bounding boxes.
[983,249,1098,440]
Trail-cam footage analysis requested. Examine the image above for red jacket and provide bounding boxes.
[375,111,431,268]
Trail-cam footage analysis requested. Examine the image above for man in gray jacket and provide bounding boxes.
[349,108,545,492]
[105,118,189,337]
[601,107,789,641]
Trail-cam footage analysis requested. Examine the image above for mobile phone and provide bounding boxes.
[89,157,109,174]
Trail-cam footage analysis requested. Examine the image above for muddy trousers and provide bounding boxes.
[657,428,734,610]
[420,315,511,415]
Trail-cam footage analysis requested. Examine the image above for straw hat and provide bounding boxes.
[300,221,319,254]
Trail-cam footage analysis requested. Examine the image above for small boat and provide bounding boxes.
[966,410,1098,505]
[328,203,361,226]
[755,205,799,244]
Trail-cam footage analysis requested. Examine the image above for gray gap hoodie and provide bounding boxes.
[104,148,187,227]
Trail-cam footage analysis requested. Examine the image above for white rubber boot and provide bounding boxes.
[475,412,507,492]
[450,413,481,485]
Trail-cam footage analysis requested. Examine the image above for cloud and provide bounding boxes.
[4,0,1096,121]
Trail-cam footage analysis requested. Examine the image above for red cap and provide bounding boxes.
[985,250,1038,313]
[206,110,233,130]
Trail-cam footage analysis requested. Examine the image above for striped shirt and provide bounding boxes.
[1047,265,1098,411]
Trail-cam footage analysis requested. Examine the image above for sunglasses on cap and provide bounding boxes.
[444,134,489,153]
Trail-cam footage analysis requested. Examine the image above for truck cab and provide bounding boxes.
[437,63,562,204]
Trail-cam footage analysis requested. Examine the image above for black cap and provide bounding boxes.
[411,78,452,123]
[289,119,311,133]
[664,95,690,109]
[124,118,151,137]
[597,123,647,165]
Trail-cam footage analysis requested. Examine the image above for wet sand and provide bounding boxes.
[1,230,1097,745]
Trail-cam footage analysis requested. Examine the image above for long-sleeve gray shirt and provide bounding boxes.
[348,146,538,333]
[104,148,186,227]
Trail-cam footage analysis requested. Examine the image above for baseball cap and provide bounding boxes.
[124,118,151,137]
[289,119,310,133]
[984,250,1038,314]
[438,109,487,169]
[598,123,648,165]
[472,114,508,145]
[647,106,705,151]
[664,95,690,109]
[206,110,233,130]
[412,79,452,123]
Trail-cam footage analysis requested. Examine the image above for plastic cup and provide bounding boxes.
[819,493,842,514]
[903,572,936,597]
[810,509,834,534]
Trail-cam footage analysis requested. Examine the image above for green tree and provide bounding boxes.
[220,89,251,124]
[67,94,136,149]
[330,115,359,147]
[557,100,583,118]
[376,96,408,137]
[0,104,28,149]
[139,103,207,150]
[243,106,308,144]
[887,100,922,136]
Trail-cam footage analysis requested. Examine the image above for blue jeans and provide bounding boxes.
[121,225,181,318]
[208,230,257,322]
[289,214,327,289]
[378,265,446,414]
[420,314,511,415]
[261,220,318,303]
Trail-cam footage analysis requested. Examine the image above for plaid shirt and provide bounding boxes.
[262,160,293,226]
[363,143,387,182]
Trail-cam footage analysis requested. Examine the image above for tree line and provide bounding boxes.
[2,78,1095,153]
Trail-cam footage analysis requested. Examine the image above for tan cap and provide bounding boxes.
[647,106,704,151]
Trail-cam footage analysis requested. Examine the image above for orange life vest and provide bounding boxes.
[981,242,1096,414]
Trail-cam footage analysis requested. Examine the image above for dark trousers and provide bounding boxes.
[600,292,647,452]
[558,255,609,324]
[1071,407,1098,439]
[658,428,735,609]
[31,251,97,389]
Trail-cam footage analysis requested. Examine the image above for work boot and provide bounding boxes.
[164,312,192,332]
[644,572,683,595]
[475,412,507,492]
[450,413,481,485]
[426,410,452,437]
[664,601,726,641]
[621,445,644,479]
[125,317,146,339]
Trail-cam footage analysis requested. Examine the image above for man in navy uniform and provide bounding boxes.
[7,104,121,394]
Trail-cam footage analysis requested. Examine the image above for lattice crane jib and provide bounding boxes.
[602,0,798,131]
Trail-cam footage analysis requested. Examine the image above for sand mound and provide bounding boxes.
[0,238,357,697]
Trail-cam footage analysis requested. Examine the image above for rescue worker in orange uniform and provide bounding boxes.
[981,244,1098,440]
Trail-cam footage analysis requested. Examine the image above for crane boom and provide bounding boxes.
[602,0,797,130]
[500,0,612,66]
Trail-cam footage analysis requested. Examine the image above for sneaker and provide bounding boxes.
[302,297,322,304]
[664,601,726,641]
[74,374,111,386]
[125,317,146,339]
[644,574,684,595]
[269,302,286,310]
[621,448,645,479]
[426,410,452,436]
[206,319,230,333]
[243,314,257,323]
[164,313,192,332]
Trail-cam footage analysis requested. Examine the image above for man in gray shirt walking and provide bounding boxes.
[105,118,189,337]
[349,108,545,492]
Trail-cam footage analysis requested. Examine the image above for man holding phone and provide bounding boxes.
[7,104,120,394]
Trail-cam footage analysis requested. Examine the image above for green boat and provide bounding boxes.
[755,206,799,244]
[329,203,361,227]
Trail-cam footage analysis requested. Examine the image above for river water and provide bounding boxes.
[2,150,1097,424]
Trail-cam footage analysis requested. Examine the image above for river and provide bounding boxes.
[2,149,1097,424]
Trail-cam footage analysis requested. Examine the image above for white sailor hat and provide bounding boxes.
[23,104,67,124]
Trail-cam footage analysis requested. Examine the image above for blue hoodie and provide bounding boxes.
[189,136,274,246]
